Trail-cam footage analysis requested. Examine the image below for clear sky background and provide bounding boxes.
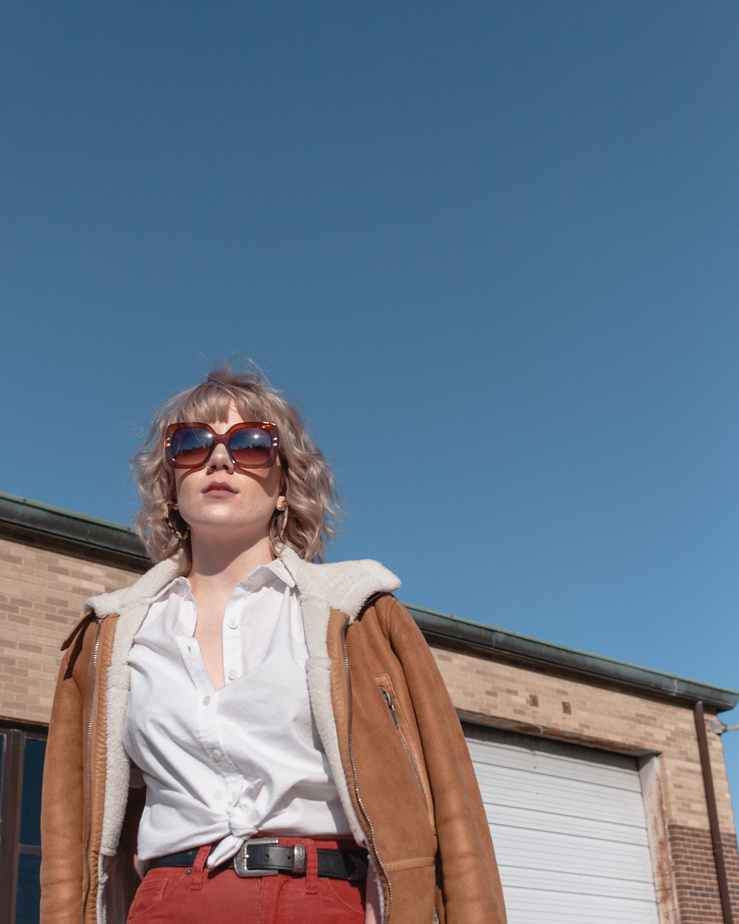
[2,2,739,801]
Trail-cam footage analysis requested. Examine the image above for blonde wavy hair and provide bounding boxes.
[132,365,341,563]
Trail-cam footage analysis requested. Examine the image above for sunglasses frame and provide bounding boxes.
[164,422,281,470]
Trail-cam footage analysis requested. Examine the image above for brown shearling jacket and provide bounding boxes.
[40,550,506,924]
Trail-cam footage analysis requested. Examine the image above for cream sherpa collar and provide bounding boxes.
[85,546,401,621]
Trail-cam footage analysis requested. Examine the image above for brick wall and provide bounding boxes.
[0,534,144,723]
[668,826,739,924]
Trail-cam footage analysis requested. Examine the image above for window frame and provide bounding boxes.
[0,723,48,924]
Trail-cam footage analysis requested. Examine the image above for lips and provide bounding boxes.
[203,481,237,495]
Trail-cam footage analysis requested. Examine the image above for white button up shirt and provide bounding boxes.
[124,559,351,868]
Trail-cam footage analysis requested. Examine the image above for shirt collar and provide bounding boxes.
[150,558,295,606]
[238,558,296,592]
[151,575,191,606]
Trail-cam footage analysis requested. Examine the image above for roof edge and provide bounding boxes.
[404,603,739,713]
[0,491,150,567]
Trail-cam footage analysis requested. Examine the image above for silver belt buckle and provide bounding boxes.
[234,837,280,878]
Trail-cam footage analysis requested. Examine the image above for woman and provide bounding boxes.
[40,366,506,924]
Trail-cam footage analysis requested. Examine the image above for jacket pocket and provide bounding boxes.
[376,674,435,830]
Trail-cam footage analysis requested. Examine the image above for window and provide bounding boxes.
[0,727,47,924]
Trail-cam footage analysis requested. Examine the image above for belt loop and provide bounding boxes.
[189,844,211,891]
[304,838,319,895]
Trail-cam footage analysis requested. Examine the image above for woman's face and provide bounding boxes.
[172,402,284,548]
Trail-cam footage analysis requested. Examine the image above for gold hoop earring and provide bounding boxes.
[163,500,190,541]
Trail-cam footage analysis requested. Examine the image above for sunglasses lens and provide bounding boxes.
[170,427,213,467]
[229,427,274,467]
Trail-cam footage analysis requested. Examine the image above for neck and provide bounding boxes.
[187,532,275,593]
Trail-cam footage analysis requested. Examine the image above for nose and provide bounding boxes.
[207,441,235,472]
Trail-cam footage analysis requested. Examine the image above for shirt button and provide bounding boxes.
[212,749,222,761]
[203,696,211,706]
[228,669,237,681]
[229,620,238,630]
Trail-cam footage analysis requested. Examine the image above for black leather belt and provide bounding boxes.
[148,838,368,881]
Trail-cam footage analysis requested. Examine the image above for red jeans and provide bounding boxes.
[126,837,366,924]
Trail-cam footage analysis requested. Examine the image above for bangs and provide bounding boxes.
[168,383,269,426]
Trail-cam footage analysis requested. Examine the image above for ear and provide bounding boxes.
[276,496,287,511]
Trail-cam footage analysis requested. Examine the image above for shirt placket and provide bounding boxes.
[222,586,247,684]
[174,597,239,782]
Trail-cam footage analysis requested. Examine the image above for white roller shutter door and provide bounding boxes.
[466,728,659,924]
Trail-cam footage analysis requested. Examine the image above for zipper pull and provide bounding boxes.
[380,687,399,727]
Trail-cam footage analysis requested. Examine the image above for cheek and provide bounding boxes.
[173,472,187,500]
[252,461,282,493]
[250,468,282,500]
[267,466,283,495]
[273,460,285,494]
[173,472,199,510]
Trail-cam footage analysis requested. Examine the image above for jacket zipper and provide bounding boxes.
[379,687,428,809]
[342,623,393,924]
[81,618,103,924]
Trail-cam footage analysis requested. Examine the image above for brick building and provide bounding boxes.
[1,490,737,924]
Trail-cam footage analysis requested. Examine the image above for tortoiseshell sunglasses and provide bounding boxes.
[164,422,280,470]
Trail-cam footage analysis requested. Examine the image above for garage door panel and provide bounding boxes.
[466,728,659,924]
[468,739,641,790]
[488,825,656,881]
[487,803,651,845]
[499,864,659,900]
[502,886,660,923]
[474,763,647,826]
[470,748,641,796]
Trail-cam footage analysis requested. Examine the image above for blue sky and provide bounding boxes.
[2,2,739,795]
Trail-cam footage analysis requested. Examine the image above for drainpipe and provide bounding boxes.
[694,701,734,924]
